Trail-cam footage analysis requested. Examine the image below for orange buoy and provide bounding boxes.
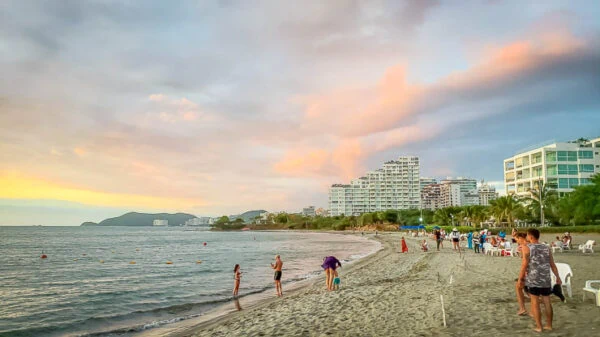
[40,254,48,259]
[166,261,173,265]
[130,261,136,264]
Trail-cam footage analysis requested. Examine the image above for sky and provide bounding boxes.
[1,0,600,225]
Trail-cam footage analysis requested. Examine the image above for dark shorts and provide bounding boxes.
[525,286,552,296]
[274,271,282,281]
[452,238,459,243]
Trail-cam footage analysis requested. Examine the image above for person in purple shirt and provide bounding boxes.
[322,256,342,291]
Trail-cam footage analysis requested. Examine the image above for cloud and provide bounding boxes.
[147,94,202,123]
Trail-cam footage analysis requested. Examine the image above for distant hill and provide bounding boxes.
[81,221,98,226]
[81,212,197,226]
[229,210,267,223]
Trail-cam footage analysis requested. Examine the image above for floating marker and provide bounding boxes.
[40,254,48,259]
[166,261,173,265]
[203,242,207,246]
[130,261,136,264]
[196,260,202,264]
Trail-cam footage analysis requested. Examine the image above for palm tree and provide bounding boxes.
[489,196,521,227]
[460,206,474,226]
[523,180,558,226]
[433,208,453,226]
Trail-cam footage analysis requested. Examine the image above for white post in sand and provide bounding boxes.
[440,294,447,327]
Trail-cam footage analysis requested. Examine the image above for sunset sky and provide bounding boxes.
[1,1,599,225]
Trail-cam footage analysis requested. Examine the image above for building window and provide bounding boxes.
[579,164,594,172]
[546,165,557,176]
[569,178,579,187]
[546,151,556,162]
[557,164,578,174]
[578,150,593,159]
[547,178,558,189]
[558,178,569,189]
[580,178,591,185]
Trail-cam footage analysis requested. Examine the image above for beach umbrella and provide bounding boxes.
[433,226,441,229]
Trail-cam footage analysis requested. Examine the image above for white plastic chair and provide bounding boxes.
[578,240,595,253]
[551,262,573,298]
[552,242,563,254]
[583,280,600,307]
[562,240,571,251]
[483,243,493,256]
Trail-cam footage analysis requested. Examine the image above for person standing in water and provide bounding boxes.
[271,255,283,297]
[233,264,242,297]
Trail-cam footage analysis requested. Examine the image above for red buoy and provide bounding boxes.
[203,242,207,246]
[40,254,47,259]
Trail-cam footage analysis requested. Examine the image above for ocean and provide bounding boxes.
[0,226,379,337]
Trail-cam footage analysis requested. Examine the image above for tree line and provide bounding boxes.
[211,174,599,230]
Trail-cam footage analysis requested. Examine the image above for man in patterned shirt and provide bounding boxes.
[517,228,561,332]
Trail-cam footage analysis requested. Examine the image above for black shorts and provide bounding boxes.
[452,238,459,243]
[525,286,552,296]
[274,271,282,281]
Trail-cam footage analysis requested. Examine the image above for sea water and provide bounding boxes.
[0,226,379,336]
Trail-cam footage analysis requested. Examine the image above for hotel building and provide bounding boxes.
[329,156,420,216]
[504,138,600,196]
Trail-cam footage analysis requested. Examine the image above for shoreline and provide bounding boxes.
[133,232,383,337]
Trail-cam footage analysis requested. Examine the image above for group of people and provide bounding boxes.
[233,254,283,298]
[233,254,343,299]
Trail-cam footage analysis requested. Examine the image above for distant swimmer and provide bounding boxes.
[271,255,283,297]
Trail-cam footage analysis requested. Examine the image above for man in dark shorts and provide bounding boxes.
[271,255,283,297]
[517,229,561,332]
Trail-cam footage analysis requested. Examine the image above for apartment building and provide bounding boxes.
[329,156,420,216]
[478,180,498,206]
[504,138,600,196]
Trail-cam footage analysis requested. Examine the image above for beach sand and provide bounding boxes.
[145,233,600,337]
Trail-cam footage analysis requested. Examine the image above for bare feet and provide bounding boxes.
[517,310,528,316]
[533,327,542,333]
[543,326,553,331]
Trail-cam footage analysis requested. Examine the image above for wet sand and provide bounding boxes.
[140,233,600,337]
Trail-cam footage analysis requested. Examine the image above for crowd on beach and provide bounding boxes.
[402,227,585,333]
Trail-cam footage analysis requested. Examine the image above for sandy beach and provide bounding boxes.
[142,232,600,337]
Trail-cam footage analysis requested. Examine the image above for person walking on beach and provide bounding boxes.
[401,237,409,253]
[434,229,442,251]
[322,256,342,291]
[233,264,242,297]
[517,229,561,332]
[271,255,283,297]
[450,228,461,252]
[514,232,529,316]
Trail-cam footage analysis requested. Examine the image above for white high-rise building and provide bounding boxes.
[478,180,498,206]
[439,177,479,207]
[329,156,420,216]
[504,137,600,196]
[419,177,437,191]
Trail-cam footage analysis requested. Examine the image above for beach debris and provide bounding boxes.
[136,248,140,251]
[73,258,78,261]
[196,260,203,264]
[129,261,136,264]
[440,294,447,328]
[82,254,87,256]
[449,275,453,285]
[166,261,173,264]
